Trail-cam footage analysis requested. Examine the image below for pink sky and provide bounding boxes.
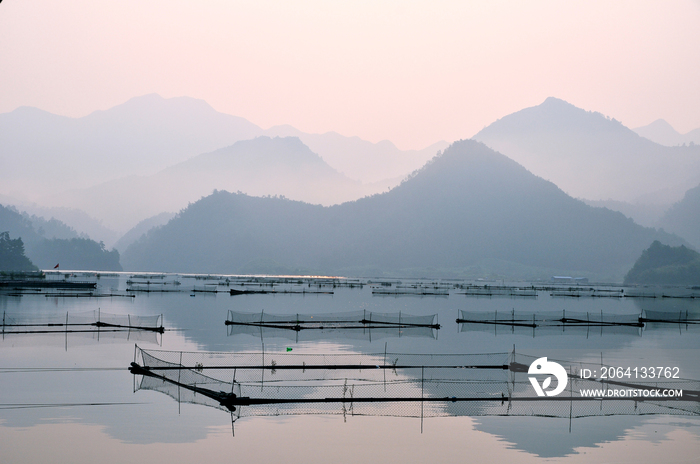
[1,0,699,149]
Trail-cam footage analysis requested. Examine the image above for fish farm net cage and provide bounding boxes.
[457,288,538,298]
[226,310,440,331]
[457,309,700,337]
[227,322,437,342]
[457,309,644,327]
[131,347,700,422]
[1,310,163,334]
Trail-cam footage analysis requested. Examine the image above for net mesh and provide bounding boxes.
[1,310,162,333]
[458,310,642,327]
[372,288,449,296]
[132,347,700,420]
[642,309,700,323]
[227,310,439,329]
[458,289,538,297]
[227,323,436,341]
[137,349,242,415]
[459,321,642,337]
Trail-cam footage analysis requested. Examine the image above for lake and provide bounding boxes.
[1,272,699,463]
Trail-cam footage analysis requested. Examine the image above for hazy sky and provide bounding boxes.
[2,0,699,149]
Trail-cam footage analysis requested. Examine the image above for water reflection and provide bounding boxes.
[1,273,699,460]
[130,347,699,430]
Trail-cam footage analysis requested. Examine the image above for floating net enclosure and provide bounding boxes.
[641,309,700,324]
[458,288,538,298]
[130,346,700,432]
[458,310,642,327]
[229,288,335,295]
[457,309,700,337]
[457,310,645,337]
[226,310,440,334]
[227,323,437,342]
[460,321,643,338]
[127,284,181,293]
[371,287,449,297]
[1,310,163,348]
[1,310,163,334]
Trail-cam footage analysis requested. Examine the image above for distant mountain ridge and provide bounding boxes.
[0,94,263,197]
[0,195,121,246]
[1,94,445,235]
[1,94,444,202]
[657,183,700,249]
[123,140,682,280]
[472,97,700,206]
[50,136,387,232]
[265,125,448,182]
[112,212,176,254]
[633,119,700,147]
[0,204,121,270]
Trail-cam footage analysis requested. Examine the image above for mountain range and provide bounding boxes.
[0,197,122,246]
[657,183,700,250]
[265,125,447,183]
[0,94,441,201]
[49,136,391,232]
[0,204,121,271]
[0,94,260,198]
[633,119,700,147]
[1,94,444,236]
[472,97,700,207]
[4,94,698,276]
[122,140,683,281]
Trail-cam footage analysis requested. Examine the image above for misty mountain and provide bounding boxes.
[0,195,121,247]
[657,183,700,249]
[624,241,700,286]
[0,94,263,199]
[0,204,121,270]
[50,136,387,233]
[0,205,43,248]
[633,119,700,147]
[265,125,448,183]
[472,97,700,208]
[579,199,669,228]
[24,213,79,241]
[122,140,682,281]
[112,212,176,254]
[28,238,121,272]
[2,94,445,214]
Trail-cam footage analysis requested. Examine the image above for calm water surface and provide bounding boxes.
[1,274,699,463]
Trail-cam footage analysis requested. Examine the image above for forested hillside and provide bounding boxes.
[0,205,121,270]
[123,140,682,280]
[624,241,700,286]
